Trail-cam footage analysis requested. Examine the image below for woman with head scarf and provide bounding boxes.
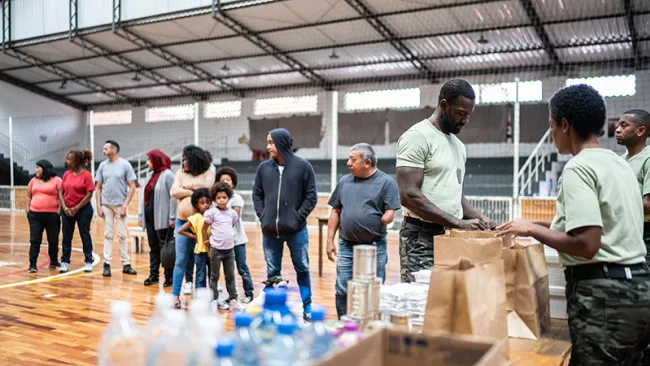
[139,149,177,287]
[26,159,62,273]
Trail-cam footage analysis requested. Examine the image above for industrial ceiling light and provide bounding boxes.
[132,73,141,82]
[59,80,67,90]
[477,34,489,45]
[329,49,340,60]
[221,63,230,72]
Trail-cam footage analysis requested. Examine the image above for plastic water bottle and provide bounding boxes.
[232,312,260,366]
[186,300,222,366]
[98,301,145,366]
[142,293,174,350]
[302,305,334,362]
[250,288,295,345]
[195,287,218,313]
[146,310,192,366]
[215,337,235,366]
[264,318,297,366]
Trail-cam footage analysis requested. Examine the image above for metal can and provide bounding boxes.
[353,245,377,281]
[346,279,370,320]
[368,277,382,316]
[390,311,412,332]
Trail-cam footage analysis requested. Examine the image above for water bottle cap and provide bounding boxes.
[154,292,174,309]
[234,312,253,327]
[110,301,131,317]
[188,300,209,315]
[263,288,287,306]
[343,321,359,332]
[277,319,295,335]
[310,305,326,321]
[194,288,214,304]
[216,337,234,357]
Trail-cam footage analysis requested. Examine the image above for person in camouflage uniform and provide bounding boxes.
[498,85,650,365]
[395,79,496,283]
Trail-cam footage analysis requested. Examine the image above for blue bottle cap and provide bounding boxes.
[264,288,287,306]
[277,319,295,335]
[310,305,326,321]
[234,312,253,327]
[216,337,234,357]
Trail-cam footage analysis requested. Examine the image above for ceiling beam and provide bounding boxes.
[114,28,241,95]
[87,56,649,109]
[69,36,194,95]
[112,0,122,33]
[212,11,330,88]
[623,0,641,64]
[3,48,129,101]
[344,0,435,80]
[69,0,78,40]
[519,0,562,73]
[0,71,86,110]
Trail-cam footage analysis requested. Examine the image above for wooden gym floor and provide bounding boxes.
[0,212,569,365]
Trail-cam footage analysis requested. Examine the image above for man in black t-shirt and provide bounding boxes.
[326,143,401,318]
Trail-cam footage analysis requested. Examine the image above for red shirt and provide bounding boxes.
[62,170,95,208]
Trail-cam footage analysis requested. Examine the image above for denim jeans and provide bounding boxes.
[335,235,387,319]
[263,226,311,312]
[234,244,254,298]
[194,252,208,289]
[172,218,196,296]
[60,203,94,264]
[27,211,60,266]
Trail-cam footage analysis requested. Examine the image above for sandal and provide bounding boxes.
[173,296,181,309]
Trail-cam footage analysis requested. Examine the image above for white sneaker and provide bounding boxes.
[59,263,69,273]
[217,300,230,310]
[182,282,193,295]
[83,263,93,272]
[229,299,242,311]
[242,296,253,305]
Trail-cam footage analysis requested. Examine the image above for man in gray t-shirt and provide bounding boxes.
[326,143,401,318]
[95,140,137,277]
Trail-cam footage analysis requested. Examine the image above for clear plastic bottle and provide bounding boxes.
[98,301,145,366]
[250,288,295,346]
[302,305,335,362]
[186,300,223,366]
[146,310,192,366]
[142,292,174,351]
[264,318,297,366]
[215,337,235,366]
[232,312,260,366]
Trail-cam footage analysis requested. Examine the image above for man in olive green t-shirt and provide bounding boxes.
[616,109,650,262]
[395,79,496,283]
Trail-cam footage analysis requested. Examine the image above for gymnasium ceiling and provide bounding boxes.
[0,0,648,110]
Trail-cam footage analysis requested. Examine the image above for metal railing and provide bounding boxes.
[517,128,554,195]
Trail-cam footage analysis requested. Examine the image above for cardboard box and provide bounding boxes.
[318,328,508,366]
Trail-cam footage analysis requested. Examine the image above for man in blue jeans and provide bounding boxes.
[326,143,401,319]
[252,128,318,320]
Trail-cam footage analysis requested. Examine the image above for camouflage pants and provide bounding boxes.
[398,219,445,283]
[643,222,650,264]
[565,268,650,365]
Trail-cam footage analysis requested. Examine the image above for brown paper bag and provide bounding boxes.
[438,230,550,340]
[424,258,509,359]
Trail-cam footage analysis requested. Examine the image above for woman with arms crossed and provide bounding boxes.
[498,84,650,365]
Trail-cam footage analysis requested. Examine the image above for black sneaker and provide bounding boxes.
[163,278,173,287]
[28,265,37,273]
[144,276,159,286]
[123,265,137,275]
[49,261,61,268]
[103,263,111,277]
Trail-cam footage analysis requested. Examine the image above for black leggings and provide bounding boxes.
[145,217,173,280]
[27,211,60,266]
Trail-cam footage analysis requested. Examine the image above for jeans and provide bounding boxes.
[195,252,208,289]
[145,220,172,281]
[335,236,388,319]
[60,204,94,264]
[27,211,60,266]
[234,244,254,297]
[263,226,311,312]
[101,205,130,266]
[172,218,196,296]
[210,248,237,301]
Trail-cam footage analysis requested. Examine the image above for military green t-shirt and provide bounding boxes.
[395,119,466,221]
[622,146,650,221]
[550,148,646,266]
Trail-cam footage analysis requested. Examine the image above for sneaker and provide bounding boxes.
[122,265,137,275]
[144,276,159,286]
[163,278,173,287]
[59,263,69,273]
[242,296,253,305]
[217,300,230,310]
[229,299,242,311]
[28,265,37,273]
[182,282,193,295]
[49,261,61,269]
[303,312,312,322]
[103,263,111,277]
[83,263,93,273]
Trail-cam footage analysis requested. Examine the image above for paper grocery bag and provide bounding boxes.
[434,236,503,268]
[447,229,513,248]
[424,258,509,359]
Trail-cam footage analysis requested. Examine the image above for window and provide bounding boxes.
[145,104,195,123]
[204,101,242,119]
[92,110,132,126]
[254,95,318,116]
[565,75,636,98]
[474,81,542,104]
[344,88,420,111]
